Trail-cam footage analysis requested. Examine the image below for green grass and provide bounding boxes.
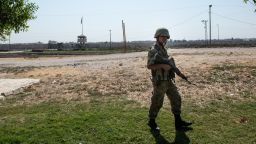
[183,101,256,144]
[0,63,255,143]
[0,96,255,144]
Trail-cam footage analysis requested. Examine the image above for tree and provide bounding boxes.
[244,0,256,4]
[0,0,38,40]
[245,0,256,11]
[244,0,256,10]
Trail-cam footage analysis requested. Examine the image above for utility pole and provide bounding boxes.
[122,20,127,53]
[109,29,112,49]
[201,20,208,45]
[217,24,219,41]
[8,32,11,51]
[209,5,212,46]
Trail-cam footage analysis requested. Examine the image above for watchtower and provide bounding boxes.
[77,17,87,47]
[77,34,87,45]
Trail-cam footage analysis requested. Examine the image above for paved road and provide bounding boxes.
[0,48,255,68]
[0,52,147,67]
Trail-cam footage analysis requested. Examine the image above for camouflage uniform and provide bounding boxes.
[147,28,192,131]
[147,42,181,119]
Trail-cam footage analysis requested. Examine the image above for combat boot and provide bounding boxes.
[147,119,160,130]
[174,114,192,131]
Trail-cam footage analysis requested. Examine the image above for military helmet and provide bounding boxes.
[154,28,170,39]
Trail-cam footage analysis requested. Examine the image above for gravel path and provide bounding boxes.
[0,52,147,67]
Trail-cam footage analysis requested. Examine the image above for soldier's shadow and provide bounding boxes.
[171,127,192,144]
[150,127,192,144]
[150,129,171,144]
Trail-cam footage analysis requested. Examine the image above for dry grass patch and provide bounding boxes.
[2,48,256,107]
[176,62,256,107]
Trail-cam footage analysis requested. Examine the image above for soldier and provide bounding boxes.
[147,28,192,131]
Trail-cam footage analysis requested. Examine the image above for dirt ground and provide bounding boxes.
[0,47,255,106]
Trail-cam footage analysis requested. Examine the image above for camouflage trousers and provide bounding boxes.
[148,80,181,119]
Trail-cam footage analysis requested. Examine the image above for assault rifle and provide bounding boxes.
[154,53,194,85]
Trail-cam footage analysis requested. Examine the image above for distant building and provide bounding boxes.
[48,40,57,44]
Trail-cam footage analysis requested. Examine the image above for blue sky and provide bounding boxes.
[9,0,256,43]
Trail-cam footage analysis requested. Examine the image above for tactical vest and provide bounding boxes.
[150,44,172,81]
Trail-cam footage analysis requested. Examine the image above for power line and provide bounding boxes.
[213,12,256,26]
[172,10,208,27]
[213,4,249,8]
